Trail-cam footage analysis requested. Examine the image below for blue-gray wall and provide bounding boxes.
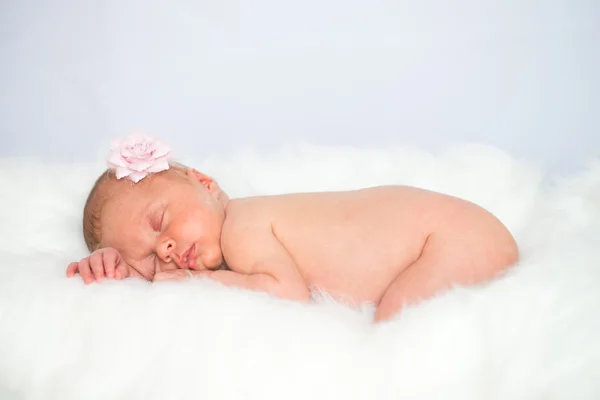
[1,0,598,173]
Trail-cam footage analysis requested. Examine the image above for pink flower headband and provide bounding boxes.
[106,132,172,183]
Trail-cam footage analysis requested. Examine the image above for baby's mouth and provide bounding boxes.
[180,244,196,268]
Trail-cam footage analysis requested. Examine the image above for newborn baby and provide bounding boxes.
[67,133,519,322]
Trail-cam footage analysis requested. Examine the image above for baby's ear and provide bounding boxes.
[186,169,219,191]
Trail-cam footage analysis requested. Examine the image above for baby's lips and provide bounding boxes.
[178,244,196,268]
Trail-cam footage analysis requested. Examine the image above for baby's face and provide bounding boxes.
[100,169,226,279]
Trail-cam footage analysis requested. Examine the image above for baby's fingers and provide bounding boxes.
[78,258,94,285]
[101,251,118,279]
[66,262,79,277]
[114,260,130,280]
[89,252,105,282]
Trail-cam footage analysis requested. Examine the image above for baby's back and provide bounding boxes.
[226,186,515,305]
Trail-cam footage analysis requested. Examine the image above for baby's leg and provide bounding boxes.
[374,234,517,322]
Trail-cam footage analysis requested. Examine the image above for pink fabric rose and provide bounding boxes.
[106,132,172,183]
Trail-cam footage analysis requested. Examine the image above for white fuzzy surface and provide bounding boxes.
[0,143,599,400]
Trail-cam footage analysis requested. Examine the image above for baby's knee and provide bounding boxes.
[374,301,397,323]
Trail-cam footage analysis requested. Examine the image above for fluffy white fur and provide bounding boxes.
[1,143,599,400]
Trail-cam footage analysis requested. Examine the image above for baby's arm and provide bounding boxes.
[155,224,310,301]
[209,226,311,301]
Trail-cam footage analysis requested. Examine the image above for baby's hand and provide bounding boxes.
[66,247,130,284]
[153,270,208,282]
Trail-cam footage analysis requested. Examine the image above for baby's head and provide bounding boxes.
[83,134,228,279]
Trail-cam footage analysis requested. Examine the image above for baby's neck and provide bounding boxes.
[217,190,230,210]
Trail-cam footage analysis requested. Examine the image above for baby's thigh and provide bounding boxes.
[375,232,515,321]
[374,246,444,321]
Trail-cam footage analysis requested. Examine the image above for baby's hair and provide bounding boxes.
[82,162,189,252]
[82,169,116,252]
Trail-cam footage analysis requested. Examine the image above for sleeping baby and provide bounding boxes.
[67,132,519,322]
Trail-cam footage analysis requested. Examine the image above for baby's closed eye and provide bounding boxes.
[151,209,166,233]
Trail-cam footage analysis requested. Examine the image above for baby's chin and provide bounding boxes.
[209,261,230,271]
[190,261,228,271]
[191,249,225,271]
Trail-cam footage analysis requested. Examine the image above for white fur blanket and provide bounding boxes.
[1,143,599,400]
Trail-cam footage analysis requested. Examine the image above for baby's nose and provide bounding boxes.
[157,238,177,262]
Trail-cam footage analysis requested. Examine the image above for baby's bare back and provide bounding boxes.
[223,186,517,306]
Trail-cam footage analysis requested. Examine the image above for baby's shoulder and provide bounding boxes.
[221,197,275,240]
[220,197,283,267]
[224,196,274,221]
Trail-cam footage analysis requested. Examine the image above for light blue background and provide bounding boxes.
[1,0,598,174]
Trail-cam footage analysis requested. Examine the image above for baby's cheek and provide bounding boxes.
[177,218,207,240]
